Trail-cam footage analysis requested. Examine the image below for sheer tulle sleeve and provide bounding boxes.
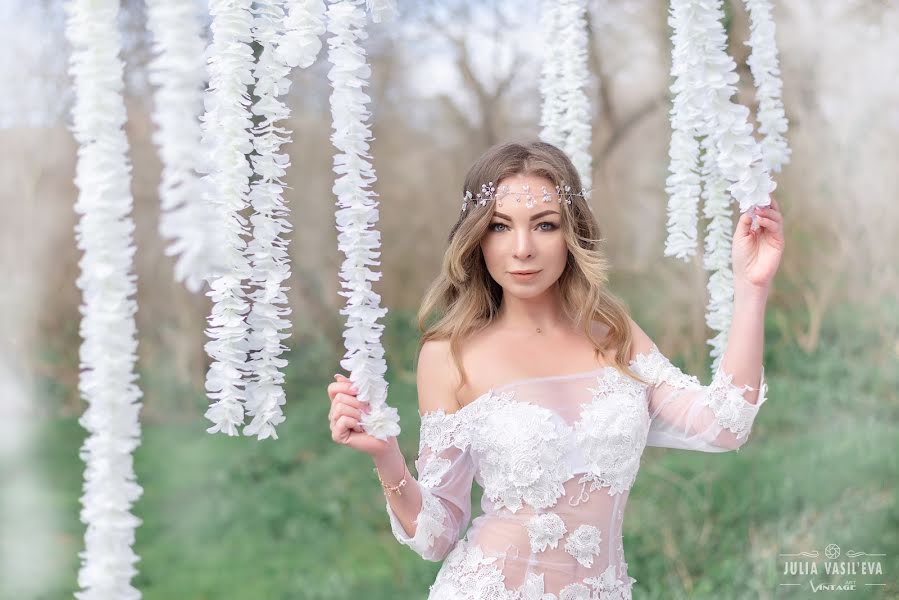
[385,410,475,561]
[631,344,768,452]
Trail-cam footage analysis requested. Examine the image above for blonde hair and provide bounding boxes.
[417,140,648,393]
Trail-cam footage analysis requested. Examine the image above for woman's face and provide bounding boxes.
[479,174,569,299]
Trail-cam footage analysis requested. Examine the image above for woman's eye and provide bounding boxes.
[488,222,558,232]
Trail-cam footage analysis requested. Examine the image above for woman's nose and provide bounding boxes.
[513,229,536,258]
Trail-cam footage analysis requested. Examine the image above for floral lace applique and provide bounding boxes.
[467,392,573,513]
[564,524,602,568]
[525,513,568,553]
[430,540,519,600]
[415,489,449,549]
[583,563,634,600]
[419,455,452,489]
[558,582,591,600]
[629,344,703,390]
[705,365,767,439]
[519,572,560,600]
[420,408,467,453]
[574,370,650,496]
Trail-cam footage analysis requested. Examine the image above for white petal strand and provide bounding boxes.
[65,0,143,597]
[743,0,791,173]
[666,0,786,371]
[277,0,327,69]
[201,0,256,436]
[666,0,778,261]
[539,0,593,194]
[243,0,295,441]
[538,0,565,149]
[326,0,399,441]
[700,137,734,373]
[146,0,222,293]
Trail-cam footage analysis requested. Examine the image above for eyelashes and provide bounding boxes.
[488,222,559,233]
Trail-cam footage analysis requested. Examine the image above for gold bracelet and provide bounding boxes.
[373,463,407,497]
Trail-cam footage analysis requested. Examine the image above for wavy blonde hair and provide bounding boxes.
[417,140,648,393]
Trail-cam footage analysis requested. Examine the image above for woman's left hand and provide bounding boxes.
[732,195,785,291]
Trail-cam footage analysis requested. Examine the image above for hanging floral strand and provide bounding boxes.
[666,0,781,374]
[539,0,593,194]
[665,0,776,262]
[538,0,565,149]
[241,0,294,440]
[557,0,593,193]
[326,0,399,441]
[64,0,143,597]
[743,0,790,173]
[700,137,735,371]
[201,0,256,436]
[145,0,222,293]
[242,0,326,440]
[664,0,715,260]
[276,0,327,69]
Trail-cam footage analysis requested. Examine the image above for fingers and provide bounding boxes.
[327,379,358,401]
[754,204,782,221]
[329,398,366,424]
[736,209,755,236]
[329,391,366,413]
[753,215,783,234]
[329,373,367,442]
[332,415,362,443]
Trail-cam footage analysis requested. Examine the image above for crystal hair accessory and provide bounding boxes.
[461,182,592,213]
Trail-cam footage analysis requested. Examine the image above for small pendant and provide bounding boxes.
[536,327,542,334]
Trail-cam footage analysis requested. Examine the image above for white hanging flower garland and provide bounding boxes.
[666,0,784,374]
[557,0,593,193]
[326,0,399,441]
[145,0,222,293]
[201,0,256,436]
[64,0,143,597]
[700,137,735,372]
[743,0,790,173]
[241,0,301,441]
[277,0,327,69]
[666,0,776,262]
[538,0,565,149]
[663,0,705,260]
[539,0,593,194]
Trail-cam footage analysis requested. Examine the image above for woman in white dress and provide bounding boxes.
[326,140,784,599]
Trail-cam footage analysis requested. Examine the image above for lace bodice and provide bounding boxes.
[385,344,768,599]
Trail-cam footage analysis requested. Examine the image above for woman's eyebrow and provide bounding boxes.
[492,210,560,221]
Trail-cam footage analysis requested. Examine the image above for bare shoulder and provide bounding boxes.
[416,338,463,415]
[624,315,656,359]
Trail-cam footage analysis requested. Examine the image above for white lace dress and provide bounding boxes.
[385,344,768,599]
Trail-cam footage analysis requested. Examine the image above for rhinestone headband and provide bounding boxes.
[461,182,591,213]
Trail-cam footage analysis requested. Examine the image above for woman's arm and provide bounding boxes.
[375,339,475,562]
[720,197,784,404]
[372,437,422,537]
[716,282,768,406]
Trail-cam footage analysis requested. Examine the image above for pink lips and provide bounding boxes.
[510,270,540,280]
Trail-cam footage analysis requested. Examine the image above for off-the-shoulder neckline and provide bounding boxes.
[419,343,659,418]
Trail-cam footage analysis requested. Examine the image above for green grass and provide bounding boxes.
[13,302,899,599]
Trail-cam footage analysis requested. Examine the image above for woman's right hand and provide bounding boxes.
[327,373,395,457]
